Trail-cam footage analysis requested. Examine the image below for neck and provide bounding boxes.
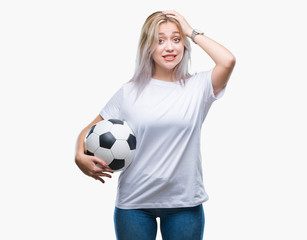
[152,68,175,82]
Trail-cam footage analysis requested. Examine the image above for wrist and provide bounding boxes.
[191,29,204,44]
[75,151,85,163]
[186,27,194,38]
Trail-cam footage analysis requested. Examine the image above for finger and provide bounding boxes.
[93,157,108,168]
[95,163,114,172]
[103,167,114,174]
[163,10,183,18]
[93,165,114,175]
[162,10,177,15]
[96,172,113,178]
[163,12,181,22]
[93,176,105,184]
[165,14,177,20]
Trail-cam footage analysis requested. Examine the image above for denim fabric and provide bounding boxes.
[114,204,205,240]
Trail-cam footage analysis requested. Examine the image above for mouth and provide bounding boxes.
[163,54,177,61]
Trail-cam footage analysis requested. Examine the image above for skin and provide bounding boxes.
[75,114,112,184]
[151,22,184,82]
[75,10,236,183]
[161,10,236,95]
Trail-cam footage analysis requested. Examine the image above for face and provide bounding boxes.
[152,21,184,74]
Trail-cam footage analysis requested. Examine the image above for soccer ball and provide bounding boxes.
[84,119,136,171]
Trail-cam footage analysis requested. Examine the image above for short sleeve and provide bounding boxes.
[197,68,226,103]
[100,86,123,120]
[193,69,227,123]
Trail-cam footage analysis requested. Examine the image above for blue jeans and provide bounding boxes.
[114,204,205,240]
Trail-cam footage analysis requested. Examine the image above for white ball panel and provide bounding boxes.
[111,140,130,159]
[95,148,114,165]
[85,133,100,153]
[93,120,113,135]
[125,150,135,167]
[111,124,130,140]
[124,121,135,135]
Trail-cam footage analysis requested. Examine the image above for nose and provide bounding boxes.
[165,40,174,52]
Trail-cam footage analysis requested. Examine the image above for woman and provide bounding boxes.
[75,10,235,240]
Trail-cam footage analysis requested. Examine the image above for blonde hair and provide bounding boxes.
[129,11,191,100]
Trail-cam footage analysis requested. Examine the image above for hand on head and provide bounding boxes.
[162,10,193,38]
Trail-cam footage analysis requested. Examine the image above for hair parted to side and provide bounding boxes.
[129,11,192,101]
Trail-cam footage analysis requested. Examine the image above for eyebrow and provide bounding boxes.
[158,31,180,35]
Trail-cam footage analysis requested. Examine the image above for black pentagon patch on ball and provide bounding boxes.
[86,124,96,139]
[85,150,94,156]
[127,134,136,150]
[108,119,124,125]
[109,159,125,170]
[99,132,116,149]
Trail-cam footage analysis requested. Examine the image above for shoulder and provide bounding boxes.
[189,69,213,81]
[122,81,138,93]
[112,81,135,94]
[185,68,213,87]
[118,81,139,100]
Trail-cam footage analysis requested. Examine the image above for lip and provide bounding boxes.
[163,54,177,61]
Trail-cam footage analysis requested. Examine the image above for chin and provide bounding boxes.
[162,61,180,70]
[166,63,180,71]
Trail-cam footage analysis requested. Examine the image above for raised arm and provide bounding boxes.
[163,10,236,95]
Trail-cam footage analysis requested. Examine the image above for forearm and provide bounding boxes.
[192,33,236,68]
[75,114,103,159]
[74,114,113,183]
[75,127,88,157]
[162,10,235,68]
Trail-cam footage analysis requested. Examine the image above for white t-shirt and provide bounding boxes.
[100,69,225,209]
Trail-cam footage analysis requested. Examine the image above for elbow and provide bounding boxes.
[225,55,236,69]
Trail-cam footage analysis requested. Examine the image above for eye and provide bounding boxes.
[158,39,164,44]
[174,37,181,43]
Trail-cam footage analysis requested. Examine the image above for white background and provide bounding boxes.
[1,0,306,239]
